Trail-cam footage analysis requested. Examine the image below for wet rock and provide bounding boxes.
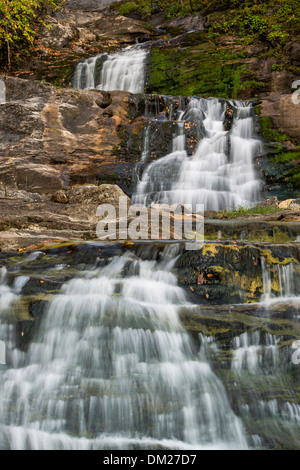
[279,198,300,210]
[290,198,300,210]
[180,302,300,340]
[174,241,300,304]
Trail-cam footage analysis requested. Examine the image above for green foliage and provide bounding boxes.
[271,63,284,71]
[113,0,300,51]
[118,0,156,18]
[207,0,300,49]
[0,0,64,68]
[119,2,139,16]
[114,0,205,19]
[290,172,300,187]
[243,13,268,34]
[267,26,289,45]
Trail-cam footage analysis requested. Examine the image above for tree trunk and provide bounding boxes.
[5,24,11,70]
[6,40,11,70]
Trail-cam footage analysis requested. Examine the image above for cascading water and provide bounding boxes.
[0,42,297,452]
[0,248,248,450]
[72,46,261,212]
[73,46,147,94]
[261,257,300,304]
[133,98,262,211]
[210,258,299,449]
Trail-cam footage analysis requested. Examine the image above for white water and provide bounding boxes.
[7,43,296,451]
[73,47,261,212]
[133,98,262,211]
[0,249,248,450]
[229,258,300,374]
[261,257,300,305]
[73,46,147,94]
[231,331,281,372]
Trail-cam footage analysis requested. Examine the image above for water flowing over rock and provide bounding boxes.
[0,241,299,450]
[133,98,262,211]
[72,47,262,212]
[0,10,299,452]
[0,246,248,450]
[73,46,147,94]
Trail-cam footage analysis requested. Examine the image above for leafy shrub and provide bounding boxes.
[243,13,268,34]
[267,26,289,45]
[119,2,139,16]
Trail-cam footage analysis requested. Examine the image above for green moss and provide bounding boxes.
[260,116,291,142]
[261,250,299,266]
[214,205,281,219]
[267,149,300,189]
[271,151,300,164]
[240,79,265,91]
[289,171,300,188]
[147,40,249,99]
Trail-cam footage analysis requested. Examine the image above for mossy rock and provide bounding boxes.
[174,242,300,304]
[146,31,261,99]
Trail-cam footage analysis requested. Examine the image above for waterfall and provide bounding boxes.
[231,331,280,372]
[0,248,248,450]
[72,47,261,212]
[261,257,300,304]
[73,46,147,94]
[18,42,296,451]
[133,98,262,211]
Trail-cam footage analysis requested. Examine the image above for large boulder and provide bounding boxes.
[67,184,130,205]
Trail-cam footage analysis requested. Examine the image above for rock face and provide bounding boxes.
[0,75,142,196]
[0,183,131,251]
[260,94,300,140]
[0,74,143,250]
[40,10,151,51]
[63,0,116,10]
[174,241,300,304]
